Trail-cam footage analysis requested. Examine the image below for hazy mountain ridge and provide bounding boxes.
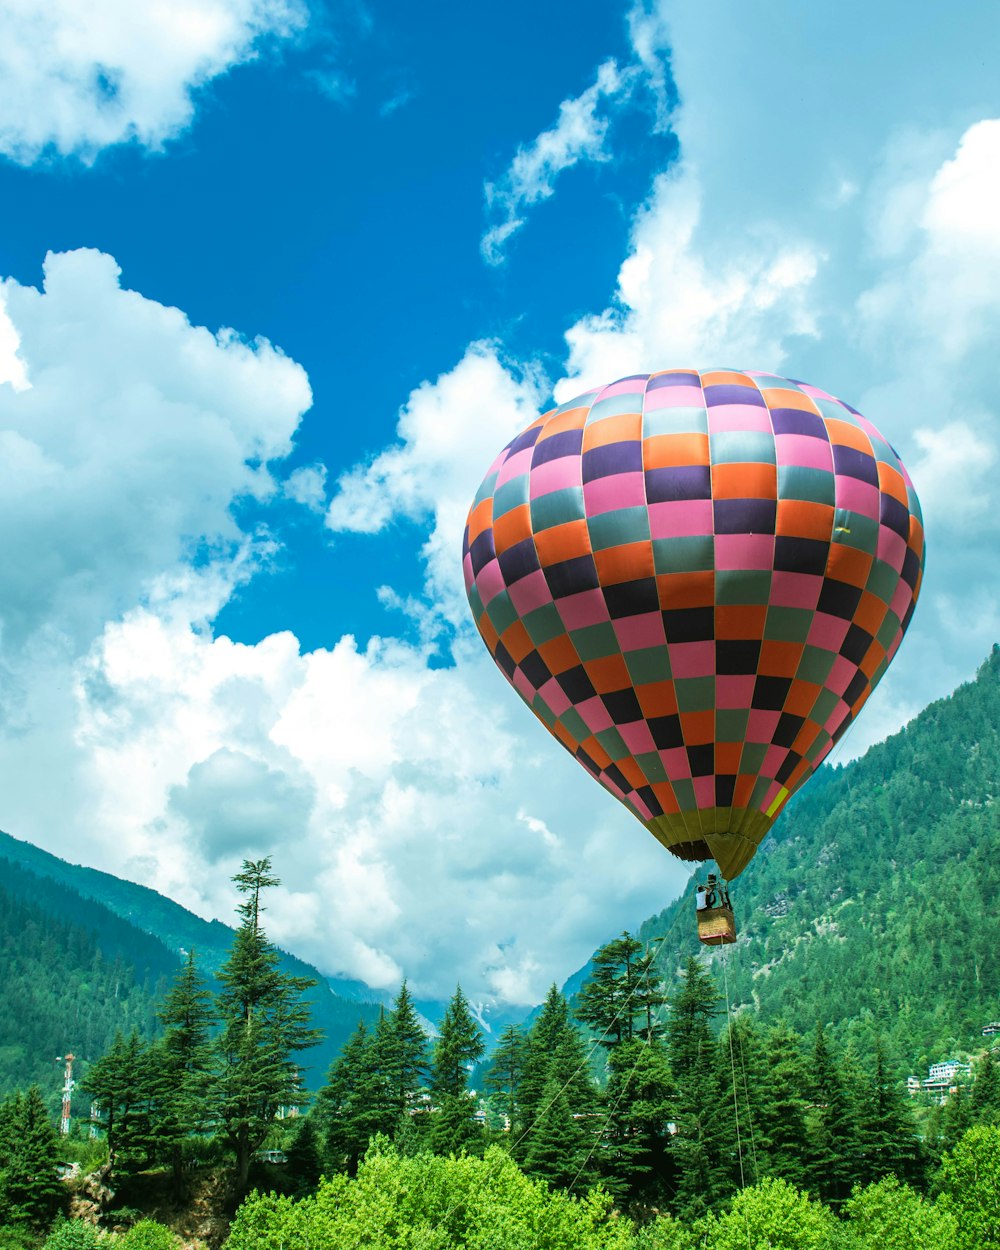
[0,832,385,1091]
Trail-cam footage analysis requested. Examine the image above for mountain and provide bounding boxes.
[0,831,385,1094]
[564,645,1000,1075]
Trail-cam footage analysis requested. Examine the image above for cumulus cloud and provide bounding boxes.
[559,166,821,397]
[0,0,307,163]
[481,59,632,266]
[0,254,679,1007]
[326,343,544,629]
[169,748,315,862]
[0,249,310,653]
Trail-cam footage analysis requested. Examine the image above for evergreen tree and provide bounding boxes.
[520,1076,593,1191]
[484,1024,524,1132]
[432,986,485,1097]
[515,986,598,1177]
[317,1017,390,1174]
[82,1030,157,1174]
[575,932,667,1047]
[973,1050,1000,1125]
[715,1013,766,1190]
[0,1086,64,1229]
[754,1023,810,1189]
[382,981,429,1124]
[855,1038,925,1187]
[805,1023,861,1206]
[155,949,215,1197]
[210,857,322,1197]
[664,957,729,1220]
[599,1038,675,1205]
[285,1116,323,1196]
[429,985,485,1156]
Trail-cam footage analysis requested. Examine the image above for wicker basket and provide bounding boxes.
[697,906,737,946]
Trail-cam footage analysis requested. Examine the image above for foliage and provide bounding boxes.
[116,1221,181,1250]
[845,1175,959,1250]
[155,949,215,1194]
[81,1032,157,1175]
[0,1084,65,1228]
[935,1123,1000,1249]
[224,1139,634,1250]
[0,859,172,1100]
[692,1176,846,1250]
[429,985,485,1156]
[210,857,322,1196]
[664,959,728,1219]
[42,1221,107,1250]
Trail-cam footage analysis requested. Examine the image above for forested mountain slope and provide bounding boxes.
[0,861,174,1095]
[572,647,1000,1073]
[0,833,384,1092]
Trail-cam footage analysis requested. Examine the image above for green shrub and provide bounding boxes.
[845,1174,958,1250]
[117,1222,179,1250]
[225,1139,634,1250]
[41,1220,106,1250]
[691,1176,848,1250]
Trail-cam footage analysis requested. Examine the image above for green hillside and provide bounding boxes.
[0,861,174,1097]
[0,834,384,1094]
[595,646,1000,1073]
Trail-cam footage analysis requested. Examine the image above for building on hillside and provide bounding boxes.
[982,1022,1000,1037]
[908,1059,972,1104]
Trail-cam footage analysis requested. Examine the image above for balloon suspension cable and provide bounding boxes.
[720,934,755,1250]
[720,933,746,1191]
[509,929,671,1159]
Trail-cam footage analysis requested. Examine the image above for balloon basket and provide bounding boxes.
[697,906,737,946]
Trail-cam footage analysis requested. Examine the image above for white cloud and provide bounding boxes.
[0,291,29,390]
[283,462,328,511]
[559,166,821,398]
[481,59,631,266]
[326,343,544,630]
[0,253,680,1007]
[0,0,307,163]
[0,249,309,653]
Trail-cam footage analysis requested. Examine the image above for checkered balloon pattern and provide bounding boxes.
[463,369,924,880]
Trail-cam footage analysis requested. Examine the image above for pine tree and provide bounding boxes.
[972,1049,1000,1125]
[520,1076,593,1191]
[211,857,322,1197]
[664,957,729,1220]
[717,1013,766,1189]
[805,1024,860,1206]
[156,949,215,1197]
[82,1030,157,1174]
[855,1038,925,1187]
[0,1086,64,1229]
[429,985,486,1155]
[383,981,429,1124]
[285,1116,323,1196]
[432,986,485,1097]
[317,1017,390,1174]
[575,932,667,1047]
[600,1038,675,1205]
[484,1024,524,1133]
[754,1023,810,1189]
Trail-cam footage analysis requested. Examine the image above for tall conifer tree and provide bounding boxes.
[429,985,486,1155]
[665,958,728,1220]
[156,948,215,1196]
[211,857,322,1196]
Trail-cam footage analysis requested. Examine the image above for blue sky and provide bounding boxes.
[0,0,998,1012]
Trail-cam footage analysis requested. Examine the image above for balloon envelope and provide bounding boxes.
[463,369,924,879]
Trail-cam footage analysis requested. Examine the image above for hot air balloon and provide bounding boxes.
[463,369,924,937]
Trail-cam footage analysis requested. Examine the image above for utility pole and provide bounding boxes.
[56,1053,75,1136]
